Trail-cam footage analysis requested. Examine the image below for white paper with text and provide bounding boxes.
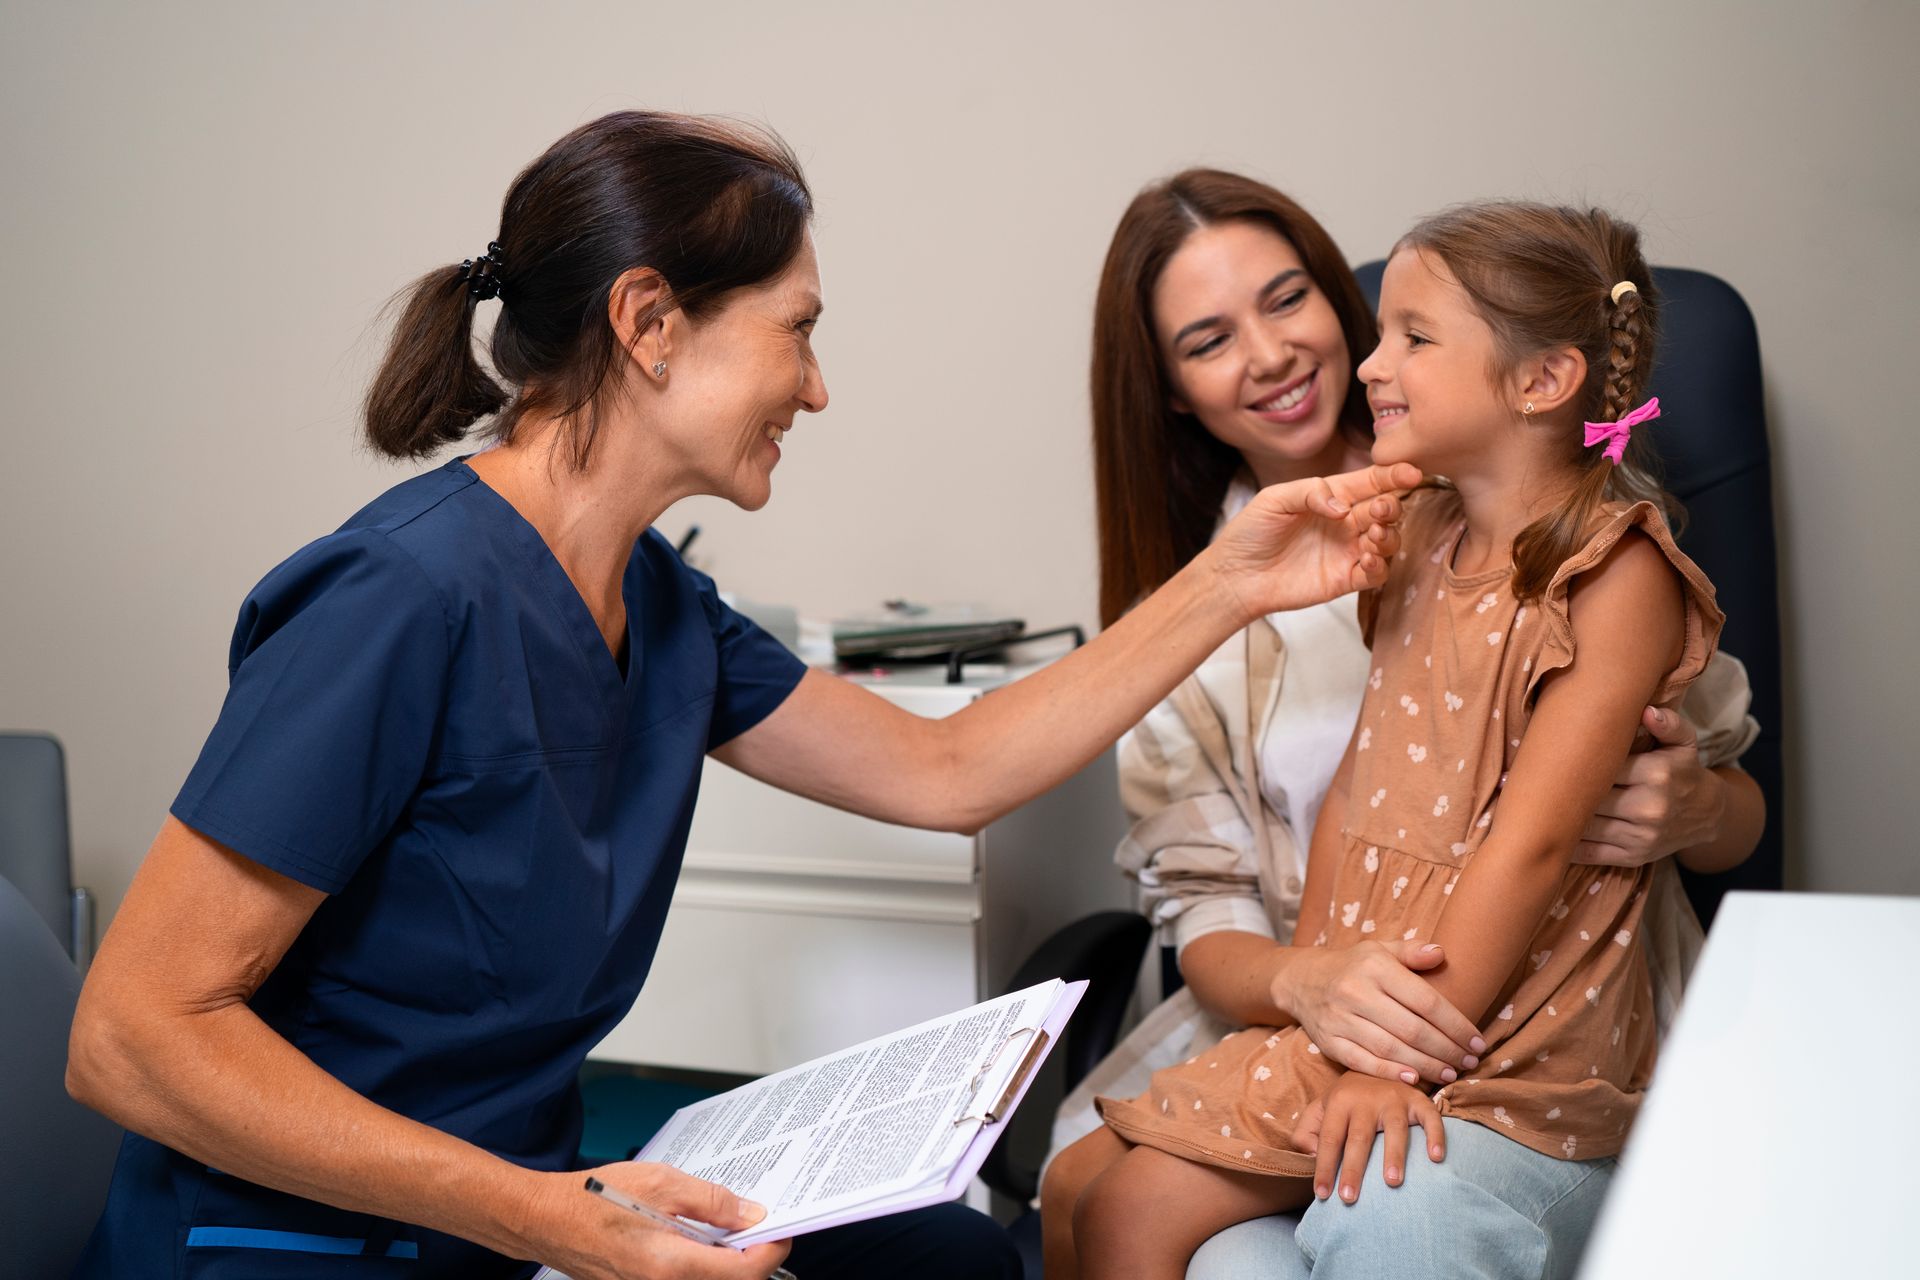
[533,979,1082,1275]
[649,979,1065,1245]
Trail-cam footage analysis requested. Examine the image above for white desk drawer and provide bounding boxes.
[687,759,978,883]
[593,898,979,1076]
[592,662,1133,1076]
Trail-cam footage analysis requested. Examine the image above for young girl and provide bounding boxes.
[1041,201,1723,1279]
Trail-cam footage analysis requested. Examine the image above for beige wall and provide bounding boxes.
[3,0,1915,927]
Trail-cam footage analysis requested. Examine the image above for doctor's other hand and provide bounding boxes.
[524,1160,792,1280]
[1207,462,1424,619]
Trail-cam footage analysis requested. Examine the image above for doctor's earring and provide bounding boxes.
[653,362,667,379]
[1523,401,1536,417]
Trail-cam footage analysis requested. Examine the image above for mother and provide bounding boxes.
[63,116,1418,1280]
[1049,170,1766,1278]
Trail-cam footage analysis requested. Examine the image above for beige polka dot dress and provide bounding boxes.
[1097,492,1724,1174]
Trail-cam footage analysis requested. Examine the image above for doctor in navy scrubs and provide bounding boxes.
[65,111,1417,1280]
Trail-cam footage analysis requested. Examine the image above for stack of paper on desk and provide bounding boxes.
[829,605,1025,661]
[536,978,1083,1273]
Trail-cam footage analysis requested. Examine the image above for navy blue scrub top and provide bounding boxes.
[78,459,806,1278]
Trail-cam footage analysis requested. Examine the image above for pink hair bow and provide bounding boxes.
[1583,396,1660,464]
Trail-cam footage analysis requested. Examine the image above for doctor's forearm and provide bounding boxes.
[67,996,546,1259]
[933,555,1248,831]
[66,820,556,1262]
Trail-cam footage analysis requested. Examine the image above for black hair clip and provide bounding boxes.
[458,241,506,302]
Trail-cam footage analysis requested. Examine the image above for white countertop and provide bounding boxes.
[1579,891,1918,1279]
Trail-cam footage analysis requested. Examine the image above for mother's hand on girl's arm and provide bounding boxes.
[1270,941,1484,1086]
[1178,932,1483,1087]
[1572,705,1767,873]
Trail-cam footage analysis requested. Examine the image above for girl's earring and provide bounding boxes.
[1523,401,1536,417]
[653,362,668,379]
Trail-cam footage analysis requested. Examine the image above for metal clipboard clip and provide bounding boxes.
[952,1025,1051,1128]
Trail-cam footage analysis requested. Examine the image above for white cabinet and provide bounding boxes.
[589,666,1135,1076]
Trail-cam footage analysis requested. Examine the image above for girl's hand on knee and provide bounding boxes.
[1294,1074,1445,1206]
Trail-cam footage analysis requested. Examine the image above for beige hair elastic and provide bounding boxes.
[1610,280,1639,304]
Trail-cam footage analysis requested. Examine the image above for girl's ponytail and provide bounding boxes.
[363,263,509,459]
[1599,284,1651,425]
[1511,273,1664,598]
[1399,203,1673,600]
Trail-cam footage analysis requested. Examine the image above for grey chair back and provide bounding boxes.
[0,733,75,944]
[0,732,89,961]
[0,873,123,1274]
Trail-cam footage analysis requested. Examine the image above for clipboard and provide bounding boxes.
[531,983,1087,1277]
[924,981,1086,1204]
[952,1026,1050,1128]
[724,979,1088,1247]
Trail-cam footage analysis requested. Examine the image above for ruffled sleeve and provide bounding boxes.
[1524,501,1725,709]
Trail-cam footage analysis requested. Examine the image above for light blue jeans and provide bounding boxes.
[1187,1118,1615,1280]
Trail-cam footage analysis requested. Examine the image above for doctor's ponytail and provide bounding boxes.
[364,259,510,459]
[364,111,812,465]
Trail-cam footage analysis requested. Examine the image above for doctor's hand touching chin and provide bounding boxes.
[65,110,1418,1280]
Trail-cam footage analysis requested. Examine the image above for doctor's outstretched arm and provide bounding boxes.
[714,462,1420,834]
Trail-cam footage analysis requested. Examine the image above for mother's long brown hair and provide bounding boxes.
[1093,170,1378,628]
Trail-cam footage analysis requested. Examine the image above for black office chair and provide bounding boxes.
[986,265,1782,1274]
[0,732,96,969]
[977,913,1153,1202]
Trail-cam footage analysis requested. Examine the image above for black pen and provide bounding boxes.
[582,1176,796,1280]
